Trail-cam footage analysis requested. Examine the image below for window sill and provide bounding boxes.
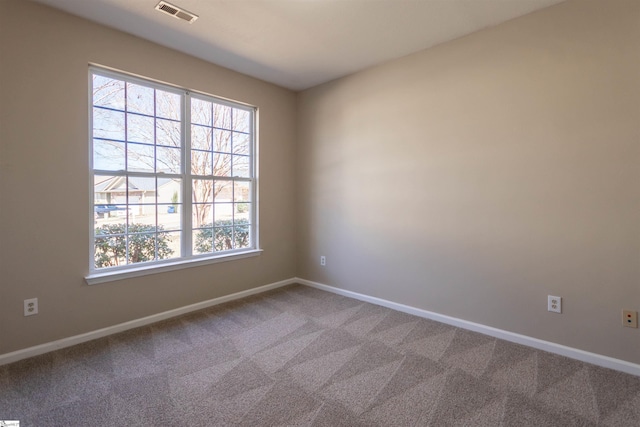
[85,249,263,285]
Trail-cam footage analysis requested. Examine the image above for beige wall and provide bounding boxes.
[1,0,638,366]
[297,0,640,364]
[0,1,297,354]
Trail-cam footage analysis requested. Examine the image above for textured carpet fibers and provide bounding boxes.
[1,284,639,426]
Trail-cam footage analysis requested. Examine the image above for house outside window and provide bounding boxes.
[89,67,257,282]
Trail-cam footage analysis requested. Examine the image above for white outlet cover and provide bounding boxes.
[24,298,38,316]
[548,295,562,313]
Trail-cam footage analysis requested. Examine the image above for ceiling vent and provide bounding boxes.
[155,1,198,23]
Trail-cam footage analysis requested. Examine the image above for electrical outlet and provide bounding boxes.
[622,310,638,328]
[548,295,562,313]
[320,256,326,266]
[24,298,38,316]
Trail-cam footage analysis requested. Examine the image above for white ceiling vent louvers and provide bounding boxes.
[158,3,179,15]
[175,11,195,22]
[155,1,198,23]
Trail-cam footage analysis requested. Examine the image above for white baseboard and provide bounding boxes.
[3,276,638,377]
[0,278,297,366]
[296,278,640,377]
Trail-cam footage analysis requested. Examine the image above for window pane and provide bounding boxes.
[191,150,212,176]
[232,155,250,178]
[214,203,233,222]
[157,119,181,147]
[163,231,181,259]
[214,227,233,251]
[213,104,232,129]
[157,90,180,120]
[234,182,251,202]
[95,219,127,235]
[193,228,213,254]
[158,204,181,231]
[94,235,126,268]
[158,178,181,204]
[213,153,232,177]
[191,125,212,150]
[214,180,233,202]
[191,98,211,126]
[193,203,213,228]
[157,146,181,174]
[128,205,155,230]
[93,140,125,171]
[127,83,154,115]
[235,203,251,222]
[213,129,231,153]
[128,176,156,204]
[93,75,124,110]
[234,223,251,249]
[232,108,250,133]
[192,179,213,203]
[232,132,250,156]
[94,175,126,204]
[93,108,125,140]
[94,206,128,229]
[127,232,157,264]
[127,143,155,172]
[127,113,154,144]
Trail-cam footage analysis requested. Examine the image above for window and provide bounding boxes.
[89,67,257,281]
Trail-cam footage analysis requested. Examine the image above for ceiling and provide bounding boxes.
[33,0,565,91]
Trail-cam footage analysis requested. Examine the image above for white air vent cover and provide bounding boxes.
[155,1,198,23]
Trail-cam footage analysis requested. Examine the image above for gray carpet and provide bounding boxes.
[1,284,639,426]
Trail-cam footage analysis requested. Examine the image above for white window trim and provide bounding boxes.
[87,66,259,284]
[85,249,263,285]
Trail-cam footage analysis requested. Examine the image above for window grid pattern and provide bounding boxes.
[91,68,255,272]
[190,96,252,255]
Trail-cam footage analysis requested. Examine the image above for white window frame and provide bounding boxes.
[86,66,260,285]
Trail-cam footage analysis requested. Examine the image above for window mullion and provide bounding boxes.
[124,81,130,264]
[183,91,193,257]
[153,89,159,261]
[250,111,257,249]
[211,101,216,253]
